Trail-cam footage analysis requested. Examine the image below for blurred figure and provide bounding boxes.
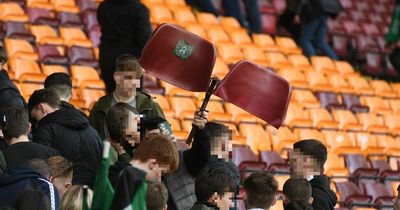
[243,172,278,210]
[147,181,169,210]
[97,0,152,93]
[283,178,313,210]
[290,139,337,210]
[278,0,302,38]
[47,156,73,199]
[14,190,51,210]
[60,185,93,210]
[298,0,339,60]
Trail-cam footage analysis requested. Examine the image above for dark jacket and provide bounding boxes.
[0,166,60,209]
[33,107,102,187]
[88,92,168,139]
[310,175,337,210]
[190,203,218,210]
[299,0,324,23]
[0,70,25,111]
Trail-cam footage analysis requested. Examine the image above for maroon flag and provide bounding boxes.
[139,24,216,92]
[214,60,292,128]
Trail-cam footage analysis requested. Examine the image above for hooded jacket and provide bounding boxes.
[310,175,337,210]
[0,166,59,209]
[33,107,102,187]
[0,70,25,111]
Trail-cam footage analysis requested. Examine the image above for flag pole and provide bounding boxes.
[186,78,219,145]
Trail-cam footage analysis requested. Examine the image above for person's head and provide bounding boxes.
[195,165,237,210]
[1,106,30,142]
[283,201,313,210]
[44,73,72,102]
[106,103,140,151]
[0,46,8,69]
[393,184,400,210]
[60,185,93,210]
[28,89,61,123]
[146,181,168,210]
[14,189,50,210]
[208,122,232,161]
[290,139,327,179]
[243,172,278,209]
[133,134,179,179]
[283,178,313,206]
[24,158,52,180]
[47,156,73,198]
[113,54,142,96]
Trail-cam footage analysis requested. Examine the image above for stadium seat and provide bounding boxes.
[354,132,384,157]
[287,54,314,72]
[239,123,272,153]
[360,96,392,116]
[376,135,400,163]
[4,38,39,61]
[89,27,101,48]
[316,91,347,110]
[70,65,104,89]
[149,94,174,117]
[325,153,349,181]
[232,144,266,181]
[224,103,258,123]
[384,114,400,136]
[211,57,229,78]
[307,71,332,92]
[30,25,64,45]
[274,36,302,55]
[335,182,372,208]
[27,7,59,27]
[284,103,313,128]
[251,34,280,52]
[164,116,187,139]
[67,46,97,68]
[357,113,388,133]
[149,5,175,25]
[4,22,35,43]
[59,27,93,47]
[230,30,253,46]
[294,128,326,144]
[196,13,219,28]
[242,46,269,66]
[76,0,97,14]
[169,96,197,118]
[388,99,400,114]
[341,94,370,113]
[311,56,337,74]
[80,88,105,109]
[184,24,207,38]
[364,52,383,76]
[51,0,80,13]
[328,74,354,93]
[173,9,197,26]
[370,159,400,182]
[220,17,242,32]
[58,12,83,28]
[38,45,68,65]
[9,58,45,83]
[309,108,339,130]
[332,110,363,131]
[345,154,379,181]
[278,69,308,89]
[27,0,54,10]
[216,43,243,64]
[264,52,293,70]
[346,75,375,95]
[267,126,297,156]
[291,89,321,108]
[19,83,44,101]
[363,183,394,209]
[369,80,398,98]
[165,0,189,10]
[324,131,360,155]
[0,3,28,22]
[206,28,231,44]
[259,150,290,173]
[41,64,69,76]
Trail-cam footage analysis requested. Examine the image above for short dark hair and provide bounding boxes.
[146,181,168,210]
[115,54,142,77]
[28,89,61,113]
[0,46,8,64]
[293,139,327,167]
[2,106,29,139]
[44,73,72,100]
[243,172,278,209]
[284,200,313,210]
[195,164,237,202]
[283,178,312,202]
[106,103,138,143]
[207,122,230,138]
[24,158,52,178]
[14,190,50,210]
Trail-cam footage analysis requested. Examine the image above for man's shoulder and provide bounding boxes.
[91,94,113,112]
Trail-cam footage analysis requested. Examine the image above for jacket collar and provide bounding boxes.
[99,91,153,114]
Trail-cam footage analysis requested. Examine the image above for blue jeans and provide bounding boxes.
[223,0,262,33]
[300,15,339,60]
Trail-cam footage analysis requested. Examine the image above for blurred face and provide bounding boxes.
[114,71,140,95]
[147,163,170,181]
[394,192,400,210]
[211,131,232,161]
[29,103,48,123]
[210,192,234,210]
[289,149,320,179]
[123,112,141,147]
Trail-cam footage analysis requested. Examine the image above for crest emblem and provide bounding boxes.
[173,39,194,61]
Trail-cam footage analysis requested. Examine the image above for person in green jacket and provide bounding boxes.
[89,54,169,141]
[386,0,400,45]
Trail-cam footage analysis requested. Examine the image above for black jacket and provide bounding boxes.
[33,107,102,187]
[0,70,25,111]
[97,0,151,61]
[310,175,337,210]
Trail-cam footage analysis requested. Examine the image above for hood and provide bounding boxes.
[39,107,89,130]
[60,101,88,118]
[310,175,337,204]
[0,70,19,92]
[0,167,43,185]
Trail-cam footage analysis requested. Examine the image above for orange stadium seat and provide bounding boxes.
[325,153,349,181]
[286,54,314,72]
[278,69,308,89]
[376,135,400,169]
[70,65,104,89]
[184,24,207,38]
[357,113,388,133]
[384,114,400,136]
[328,74,354,93]
[242,46,269,66]
[389,99,400,114]
[27,0,54,10]
[0,3,28,22]
[224,103,258,123]
[264,52,292,70]
[220,17,242,31]
[353,132,384,157]
[284,103,313,128]
[141,0,164,6]
[216,43,243,64]
[391,83,400,97]
[360,96,392,116]
[149,5,175,25]
[308,108,338,130]
[30,25,64,45]
[150,93,174,117]
[169,96,197,118]
[311,56,337,74]
[334,60,357,76]
[369,80,398,98]
[346,75,375,95]
[251,34,280,52]
[332,110,363,131]
[291,89,321,108]
[206,28,230,44]
[80,88,105,109]
[60,27,93,48]
[4,39,39,61]
[211,57,229,78]
[168,87,194,97]
[173,9,197,26]
[51,0,80,13]
[323,131,361,155]
[19,82,44,101]
[41,64,68,76]
[9,58,45,83]
[307,71,332,92]
[196,12,219,28]
[165,0,188,9]
[239,123,272,154]
[294,128,326,144]
[274,36,302,55]
[267,126,297,155]
[230,30,253,46]
[164,116,187,140]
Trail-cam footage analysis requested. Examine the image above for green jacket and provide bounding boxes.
[88,91,167,140]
